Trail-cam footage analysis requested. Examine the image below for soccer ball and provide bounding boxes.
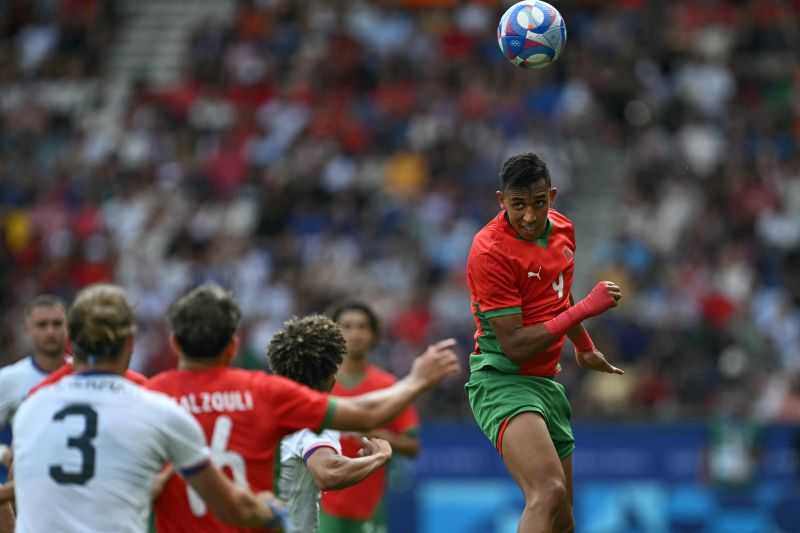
[497,1,567,69]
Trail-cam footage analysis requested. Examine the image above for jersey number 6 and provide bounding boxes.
[49,404,98,485]
[187,415,248,516]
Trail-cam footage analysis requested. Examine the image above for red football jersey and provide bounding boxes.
[147,368,334,533]
[467,209,576,376]
[28,362,147,395]
[320,365,419,521]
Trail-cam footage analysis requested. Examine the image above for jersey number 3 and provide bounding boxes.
[187,416,248,516]
[49,404,98,485]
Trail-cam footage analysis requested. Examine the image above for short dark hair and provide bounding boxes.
[167,283,242,360]
[499,152,551,190]
[267,315,345,391]
[24,294,65,317]
[328,301,380,338]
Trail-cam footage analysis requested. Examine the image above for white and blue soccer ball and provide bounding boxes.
[497,1,567,69]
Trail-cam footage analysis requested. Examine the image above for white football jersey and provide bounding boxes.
[13,372,211,533]
[278,429,341,533]
[0,356,49,427]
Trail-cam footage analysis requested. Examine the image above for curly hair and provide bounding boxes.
[167,283,242,360]
[267,315,345,391]
[68,284,136,362]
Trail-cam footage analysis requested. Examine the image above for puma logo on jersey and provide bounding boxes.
[527,266,542,280]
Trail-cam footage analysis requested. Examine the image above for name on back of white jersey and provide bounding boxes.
[177,391,254,414]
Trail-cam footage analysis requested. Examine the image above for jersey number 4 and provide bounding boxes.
[552,272,564,299]
[49,404,98,485]
[187,416,248,516]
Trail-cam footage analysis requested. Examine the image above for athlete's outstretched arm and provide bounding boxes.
[366,429,419,457]
[490,282,622,365]
[305,437,392,491]
[328,339,460,431]
[185,464,285,529]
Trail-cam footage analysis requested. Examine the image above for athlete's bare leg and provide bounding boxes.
[555,453,574,531]
[502,413,573,533]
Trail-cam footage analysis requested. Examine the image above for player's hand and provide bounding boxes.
[358,436,392,462]
[410,338,461,389]
[575,350,624,375]
[258,492,287,532]
[602,281,622,307]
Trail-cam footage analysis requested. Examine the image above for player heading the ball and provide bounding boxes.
[465,153,623,532]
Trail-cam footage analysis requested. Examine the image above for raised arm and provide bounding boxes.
[489,282,622,365]
[328,339,460,432]
[305,437,392,491]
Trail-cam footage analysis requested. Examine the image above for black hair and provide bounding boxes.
[328,300,380,339]
[267,315,345,391]
[167,283,242,360]
[24,294,65,317]
[499,152,551,190]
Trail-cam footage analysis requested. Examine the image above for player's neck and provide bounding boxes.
[72,359,127,376]
[339,356,368,379]
[178,357,228,371]
[32,352,65,373]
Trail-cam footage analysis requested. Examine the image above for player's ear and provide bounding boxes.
[495,190,504,208]
[168,334,183,358]
[222,334,240,365]
[549,187,558,205]
[121,336,134,371]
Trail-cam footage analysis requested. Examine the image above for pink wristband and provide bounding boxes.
[572,328,596,353]
[543,283,615,338]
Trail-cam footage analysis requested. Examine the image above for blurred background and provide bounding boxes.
[0,0,798,531]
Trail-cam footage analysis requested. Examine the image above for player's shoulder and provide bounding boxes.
[0,357,34,379]
[282,428,340,459]
[280,428,314,455]
[471,212,506,250]
[145,368,179,391]
[13,375,69,420]
[134,384,190,419]
[365,365,398,387]
[548,209,574,231]
[125,369,148,385]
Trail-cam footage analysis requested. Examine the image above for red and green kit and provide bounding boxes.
[465,208,577,458]
[467,208,576,376]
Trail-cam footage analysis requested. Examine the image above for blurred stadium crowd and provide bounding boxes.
[0,0,798,423]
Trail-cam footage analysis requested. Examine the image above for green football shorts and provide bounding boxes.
[465,364,575,459]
